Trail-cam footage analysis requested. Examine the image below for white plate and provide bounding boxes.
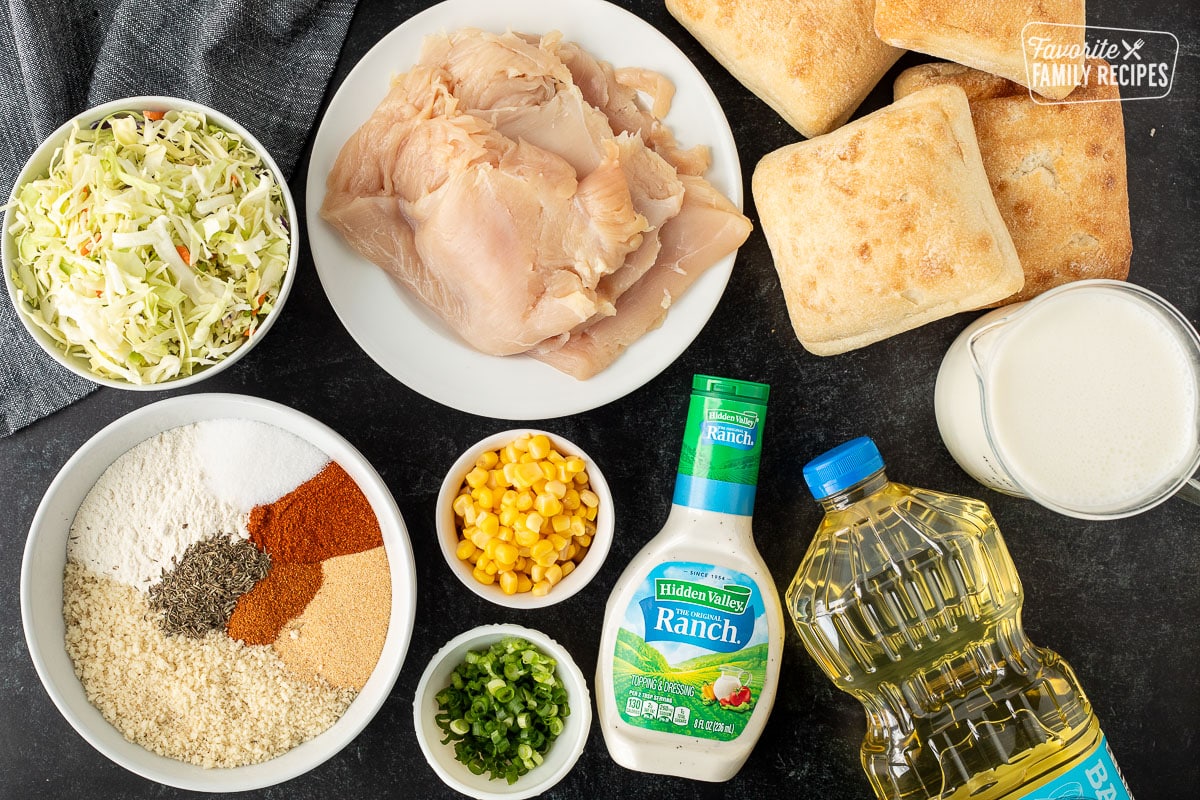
[305,0,743,419]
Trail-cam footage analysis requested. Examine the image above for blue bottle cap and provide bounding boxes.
[803,436,885,500]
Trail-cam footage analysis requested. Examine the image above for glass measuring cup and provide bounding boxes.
[935,279,1200,519]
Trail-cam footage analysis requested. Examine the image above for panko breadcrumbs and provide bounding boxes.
[63,562,356,769]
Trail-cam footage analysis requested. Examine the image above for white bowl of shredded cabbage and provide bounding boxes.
[2,96,297,388]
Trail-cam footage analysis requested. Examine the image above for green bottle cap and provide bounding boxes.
[691,374,770,404]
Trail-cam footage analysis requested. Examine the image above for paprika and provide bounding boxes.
[249,461,382,562]
[226,562,323,645]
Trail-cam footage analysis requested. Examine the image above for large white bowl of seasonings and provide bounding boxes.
[20,393,417,791]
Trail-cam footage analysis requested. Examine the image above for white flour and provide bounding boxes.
[68,425,247,591]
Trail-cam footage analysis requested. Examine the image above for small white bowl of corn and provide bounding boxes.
[436,430,613,609]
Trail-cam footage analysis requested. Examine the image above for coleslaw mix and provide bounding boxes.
[6,109,291,384]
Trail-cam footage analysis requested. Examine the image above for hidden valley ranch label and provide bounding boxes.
[613,561,769,741]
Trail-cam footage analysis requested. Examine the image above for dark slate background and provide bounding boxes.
[2,1,1197,798]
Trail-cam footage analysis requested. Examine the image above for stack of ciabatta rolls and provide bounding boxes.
[667,0,1131,356]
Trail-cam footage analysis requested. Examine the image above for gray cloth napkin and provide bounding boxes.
[0,0,359,437]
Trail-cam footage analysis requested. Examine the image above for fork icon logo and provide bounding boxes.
[1121,38,1145,60]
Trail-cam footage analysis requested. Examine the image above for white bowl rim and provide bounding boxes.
[435,428,614,609]
[1,95,300,391]
[411,623,592,800]
[19,392,417,791]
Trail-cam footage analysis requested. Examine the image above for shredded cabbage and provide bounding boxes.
[6,109,291,384]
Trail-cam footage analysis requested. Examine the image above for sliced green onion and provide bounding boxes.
[433,637,570,785]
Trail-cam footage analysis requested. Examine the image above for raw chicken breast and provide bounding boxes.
[530,176,753,379]
[321,28,750,377]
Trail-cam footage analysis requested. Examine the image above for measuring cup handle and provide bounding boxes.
[740,669,751,688]
[1176,476,1200,507]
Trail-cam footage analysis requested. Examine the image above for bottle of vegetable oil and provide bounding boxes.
[787,436,1133,800]
[596,374,784,781]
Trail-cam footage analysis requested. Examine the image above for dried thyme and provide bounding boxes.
[148,535,270,638]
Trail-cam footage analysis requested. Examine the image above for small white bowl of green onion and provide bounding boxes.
[2,96,297,389]
[413,624,591,799]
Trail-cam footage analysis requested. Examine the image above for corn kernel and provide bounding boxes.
[563,543,577,561]
[525,511,545,534]
[515,527,540,547]
[565,457,586,474]
[495,542,519,566]
[455,540,477,561]
[555,464,571,482]
[561,561,576,577]
[535,494,562,518]
[530,539,554,560]
[548,533,568,551]
[535,550,558,567]
[551,514,571,533]
[580,489,599,508]
[499,571,518,595]
[500,489,519,508]
[517,575,533,593]
[497,526,514,542]
[544,479,568,499]
[515,491,534,511]
[562,489,580,510]
[530,564,546,583]
[474,486,495,510]
[472,567,495,585]
[477,512,499,538]
[514,462,543,488]
[531,580,551,597]
[576,533,592,547]
[569,516,585,538]
[470,528,492,549]
[476,450,500,469]
[484,560,499,576]
[539,461,557,481]
[453,493,473,517]
[484,538,501,559]
[528,434,552,459]
[545,564,563,585]
[465,466,489,489]
[573,471,590,485]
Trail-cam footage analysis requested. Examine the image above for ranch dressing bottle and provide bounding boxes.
[596,375,784,781]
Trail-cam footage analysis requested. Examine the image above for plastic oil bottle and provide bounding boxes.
[596,375,784,781]
[786,437,1133,800]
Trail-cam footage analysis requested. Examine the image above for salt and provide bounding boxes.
[194,419,328,511]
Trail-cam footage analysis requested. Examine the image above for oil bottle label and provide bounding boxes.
[1015,733,1133,800]
[611,561,769,741]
